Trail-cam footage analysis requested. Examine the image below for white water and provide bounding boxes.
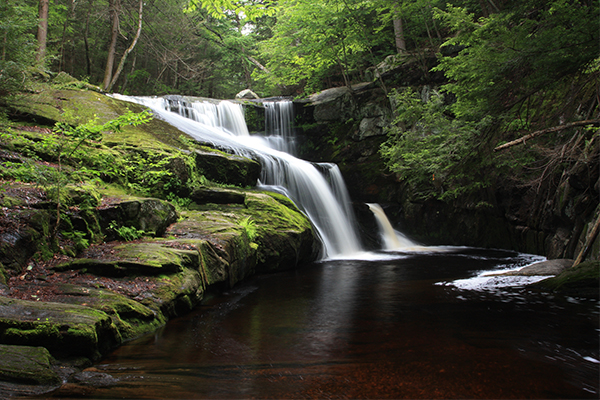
[264,100,295,155]
[113,94,363,259]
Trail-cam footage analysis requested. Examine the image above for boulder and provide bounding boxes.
[496,259,574,276]
[531,260,600,297]
[194,149,261,187]
[0,344,61,397]
[0,344,61,386]
[98,198,178,237]
[0,296,121,359]
[190,187,246,205]
[235,89,260,100]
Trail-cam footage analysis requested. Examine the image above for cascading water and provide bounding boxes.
[113,94,363,259]
[263,100,295,155]
[367,203,420,250]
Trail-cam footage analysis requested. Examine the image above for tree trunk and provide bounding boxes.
[102,0,120,91]
[107,0,143,92]
[36,0,49,63]
[393,3,406,54]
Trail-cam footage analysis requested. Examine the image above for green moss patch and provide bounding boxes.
[0,296,121,359]
[54,242,198,277]
[0,344,61,386]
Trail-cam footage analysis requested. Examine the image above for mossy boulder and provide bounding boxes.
[98,198,178,237]
[190,187,246,204]
[0,344,60,385]
[53,242,198,277]
[0,296,121,359]
[142,268,205,318]
[44,284,166,340]
[194,148,261,187]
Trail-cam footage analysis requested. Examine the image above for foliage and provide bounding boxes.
[185,0,276,21]
[108,221,145,241]
[255,0,393,93]
[0,2,37,97]
[433,0,599,125]
[62,230,90,252]
[381,87,493,200]
[382,0,599,202]
[238,216,257,241]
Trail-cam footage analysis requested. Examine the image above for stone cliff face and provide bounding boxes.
[292,82,599,261]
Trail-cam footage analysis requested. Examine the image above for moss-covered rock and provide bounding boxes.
[194,148,261,187]
[190,187,246,204]
[98,198,178,238]
[531,260,600,298]
[0,296,121,359]
[45,284,166,341]
[0,344,61,386]
[53,242,197,277]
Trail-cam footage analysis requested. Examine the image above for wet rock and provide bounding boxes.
[0,296,121,359]
[502,259,574,276]
[194,148,261,187]
[236,89,260,99]
[531,260,600,298]
[190,187,246,204]
[98,198,178,237]
[0,344,61,386]
[71,369,119,387]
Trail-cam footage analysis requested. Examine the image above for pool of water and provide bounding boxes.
[56,248,599,398]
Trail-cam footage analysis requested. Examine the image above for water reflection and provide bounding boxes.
[53,249,598,399]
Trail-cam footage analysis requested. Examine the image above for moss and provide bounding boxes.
[142,268,204,317]
[0,263,7,285]
[55,284,167,341]
[0,344,61,386]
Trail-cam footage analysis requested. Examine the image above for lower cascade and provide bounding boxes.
[367,203,420,250]
[115,94,363,258]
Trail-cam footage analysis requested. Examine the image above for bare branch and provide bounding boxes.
[494,120,600,151]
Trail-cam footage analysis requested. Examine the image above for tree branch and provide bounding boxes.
[494,120,600,151]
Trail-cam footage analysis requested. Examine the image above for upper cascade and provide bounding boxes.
[114,94,364,259]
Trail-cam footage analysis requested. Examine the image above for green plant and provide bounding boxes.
[62,230,90,252]
[166,193,192,210]
[238,216,258,241]
[108,221,145,241]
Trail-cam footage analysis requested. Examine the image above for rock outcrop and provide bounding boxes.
[0,87,318,396]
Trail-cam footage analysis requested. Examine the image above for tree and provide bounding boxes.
[0,2,37,97]
[102,0,120,90]
[36,0,49,63]
[106,0,143,91]
[255,0,391,93]
[381,0,600,202]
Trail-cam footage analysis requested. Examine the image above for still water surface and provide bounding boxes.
[77,248,598,399]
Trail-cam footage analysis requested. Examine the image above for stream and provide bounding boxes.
[61,248,598,399]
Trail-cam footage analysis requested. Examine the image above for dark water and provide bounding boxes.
[65,248,599,399]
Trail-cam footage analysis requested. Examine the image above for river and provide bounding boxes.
[63,248,598,399]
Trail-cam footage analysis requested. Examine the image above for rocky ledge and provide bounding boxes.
[0,189,317,396]
[0,84,318,396]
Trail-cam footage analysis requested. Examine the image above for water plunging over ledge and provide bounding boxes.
[113,95,363,259]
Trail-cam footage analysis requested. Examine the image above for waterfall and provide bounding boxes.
[263,100,295,155]
[113,94,363,259]
[367,203,420,250]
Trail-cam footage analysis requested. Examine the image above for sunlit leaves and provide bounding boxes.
[185,0,276,22]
